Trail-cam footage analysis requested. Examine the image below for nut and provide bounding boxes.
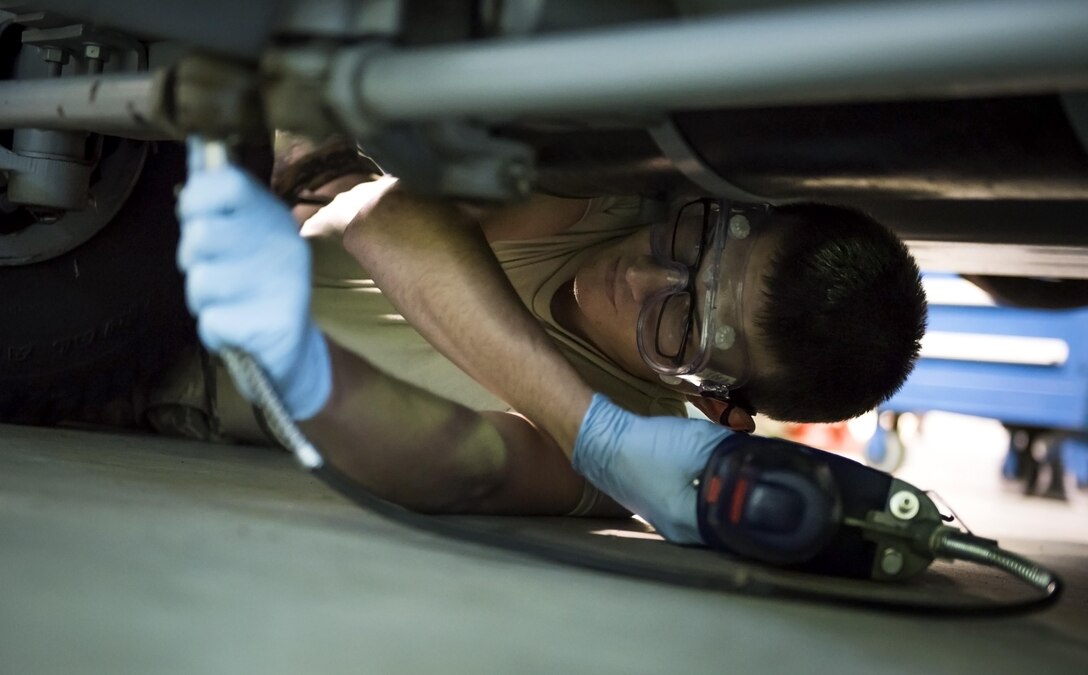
[40,46,69,65]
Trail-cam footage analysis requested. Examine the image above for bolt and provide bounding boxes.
[880,547,904,576]
[889,489,920,520]
[38,46,69,77]
[38,45,70,71]
[83,44,108,74]
[40,46,69,65]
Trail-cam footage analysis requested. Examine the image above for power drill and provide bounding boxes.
[695,433,1059,588]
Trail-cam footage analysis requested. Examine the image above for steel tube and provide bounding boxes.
[354,0,1088,122]
[0,72,173,138]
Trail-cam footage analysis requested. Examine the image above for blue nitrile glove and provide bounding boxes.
[572,394,734,544]
[176,162,331,420]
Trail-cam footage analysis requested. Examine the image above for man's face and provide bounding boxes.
[567,212,785,391]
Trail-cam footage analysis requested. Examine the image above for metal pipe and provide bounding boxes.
[5,1,1087,136]
[0,72,174,138]
[352,0,1088,123]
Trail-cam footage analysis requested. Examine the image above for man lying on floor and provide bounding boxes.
[172,138,926,543]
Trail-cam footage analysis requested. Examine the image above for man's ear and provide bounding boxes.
[687,395,756,433]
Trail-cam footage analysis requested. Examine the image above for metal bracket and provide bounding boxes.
[0,144,31,173]
[844,478,946,581]
[19,20,148,74]
[361,121,536,201]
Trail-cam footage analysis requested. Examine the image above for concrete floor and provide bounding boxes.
[2,422,1087,675]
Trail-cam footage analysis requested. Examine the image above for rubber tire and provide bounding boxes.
[0,141,196,423]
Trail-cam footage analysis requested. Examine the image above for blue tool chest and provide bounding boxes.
[868,274,1088,482]
[883,278,1088,431]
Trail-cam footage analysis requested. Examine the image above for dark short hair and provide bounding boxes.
[740,203,927,423]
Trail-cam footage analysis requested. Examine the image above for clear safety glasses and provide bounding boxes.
[635,198,766,396]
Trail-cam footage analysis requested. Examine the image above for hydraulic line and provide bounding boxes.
[220,346,323,471]
[930,529,1062,596]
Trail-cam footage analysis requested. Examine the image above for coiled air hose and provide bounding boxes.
[220,339,1064,616]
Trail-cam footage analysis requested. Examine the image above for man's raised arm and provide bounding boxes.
[179,162,595,513]
[335,180,593,453]
[177,160,736,543]
[329,180,741,542]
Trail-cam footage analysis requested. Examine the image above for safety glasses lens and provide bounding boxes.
[655,293,693,359]
[671,203,707,267]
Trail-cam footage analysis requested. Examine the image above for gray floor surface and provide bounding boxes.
[2,423,1086,675]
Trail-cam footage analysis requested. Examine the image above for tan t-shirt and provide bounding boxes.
[219,194,686,439]
[490,196,687,417]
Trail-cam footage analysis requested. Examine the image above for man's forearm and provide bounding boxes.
[299,338,587,514]
[342,189,593,455]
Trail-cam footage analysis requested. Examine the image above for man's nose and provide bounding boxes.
[626,256,688,305]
